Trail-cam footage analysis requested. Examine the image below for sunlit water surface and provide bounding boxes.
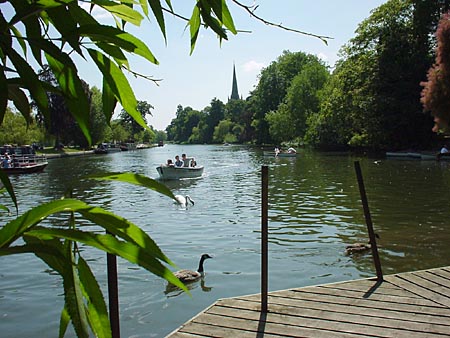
[1,145,450,337]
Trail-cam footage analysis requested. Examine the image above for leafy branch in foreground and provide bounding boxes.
[0,172,186,337]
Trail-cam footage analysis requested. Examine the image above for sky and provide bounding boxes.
[16,1,388,131]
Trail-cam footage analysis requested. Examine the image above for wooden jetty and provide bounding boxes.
[167,266,450,337]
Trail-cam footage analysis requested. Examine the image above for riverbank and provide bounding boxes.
[42,150,94,159]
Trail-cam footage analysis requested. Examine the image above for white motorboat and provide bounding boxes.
[156,165,204,180]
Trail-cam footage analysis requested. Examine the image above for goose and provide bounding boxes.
[174,194,195,207]
[345,234,380,255]
[173,254,212,283]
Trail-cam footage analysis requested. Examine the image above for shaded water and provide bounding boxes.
[1,145,450,337]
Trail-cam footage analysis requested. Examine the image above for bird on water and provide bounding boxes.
[345,234,380,255]
[174,254,213,283]
[174,194,195,208]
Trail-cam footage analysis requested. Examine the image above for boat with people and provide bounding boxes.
[1,154,48,174]
[156,155,204,180]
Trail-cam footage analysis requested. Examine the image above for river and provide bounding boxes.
[1,144,450,337]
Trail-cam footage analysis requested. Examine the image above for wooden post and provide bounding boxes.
[261,165,269,312]
[354,161,383,281]
[107,232,121,338]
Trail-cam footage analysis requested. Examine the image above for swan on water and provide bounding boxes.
[174,195,195,207]
[173,254,212,283]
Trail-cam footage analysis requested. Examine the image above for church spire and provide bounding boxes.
[230,63,240,100]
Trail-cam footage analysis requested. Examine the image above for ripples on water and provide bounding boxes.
[1,145,450,337]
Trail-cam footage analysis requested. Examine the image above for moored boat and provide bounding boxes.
[156,165,204,180]
[1,155,48,174]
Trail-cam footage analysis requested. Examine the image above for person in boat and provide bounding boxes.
[2,153,11,168]
[190,158,197,167]
[182,153,191,167]
[174,155,183,167]
[166,159,174,166]
[437,144,450,160]
[287,147,297,154]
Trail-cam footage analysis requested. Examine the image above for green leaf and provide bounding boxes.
[0,199,87,248]
[59,307,70,338]
[138,0,149,17]
[86,172,175,200]
[102,79,116,123]
[0,170,18,215]
[45,52,92,145]
[46,5,82,54]
[79,24,158,64]
[96,42,129,68]
[77,257,111,338]
[93,0,144,26]
[7,84,32,125]
[28,228,188,291]
[63,240,90,338]
[75,205,174,265]
[189,4,201,55]
[88,49,148,131]
[6,47,49,121]
[214,0,237,34]
[10,26,27,56]
[149,0,166,40]
[0,69,8,123]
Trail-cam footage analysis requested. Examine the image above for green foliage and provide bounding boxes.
[0,108,45,145]
[0,172,187,337]
[119,100,154,139]
[421,12,450,131]
[310,0,447,150]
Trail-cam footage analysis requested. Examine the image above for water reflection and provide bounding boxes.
[164,278,213,297]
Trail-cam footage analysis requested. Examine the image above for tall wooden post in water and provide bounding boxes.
[261,165,269,312]
[107,231,121,338]
[354,161,383,281]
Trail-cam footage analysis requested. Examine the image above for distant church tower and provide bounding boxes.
[229,63,240,101]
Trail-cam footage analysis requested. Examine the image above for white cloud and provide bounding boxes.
[242,60,265,73]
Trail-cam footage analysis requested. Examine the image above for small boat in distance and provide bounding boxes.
[263,151,298,158]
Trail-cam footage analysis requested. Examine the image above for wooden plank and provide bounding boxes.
[224,294,450,325]
[205,304,448,338]
[419,270,450,286]
[385,275,450,307]
[213,298,450,335]
[240,289,448,313]
[195,310,378,338]
[168,266,450,338]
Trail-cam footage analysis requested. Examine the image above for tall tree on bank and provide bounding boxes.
[421,11,450,131]
[35,66,92,148]
[312,0,449,150]
[251,51,320,144]
[119,101,154,141]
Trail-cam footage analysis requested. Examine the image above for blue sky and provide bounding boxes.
[14,1,388,131]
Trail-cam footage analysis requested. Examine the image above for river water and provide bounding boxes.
[1,144,450,337]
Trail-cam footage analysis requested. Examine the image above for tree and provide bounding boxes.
[0,108,44,145]
[90,86,109,145]
[119,101,154,141]
[312,0,449,150]
[421,11,450,132]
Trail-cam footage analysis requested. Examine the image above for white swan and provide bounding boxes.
[174,195,195,207]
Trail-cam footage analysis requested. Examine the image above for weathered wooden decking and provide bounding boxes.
[167,266,450,337]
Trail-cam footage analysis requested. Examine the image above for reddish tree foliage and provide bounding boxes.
[421,12,450,131]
